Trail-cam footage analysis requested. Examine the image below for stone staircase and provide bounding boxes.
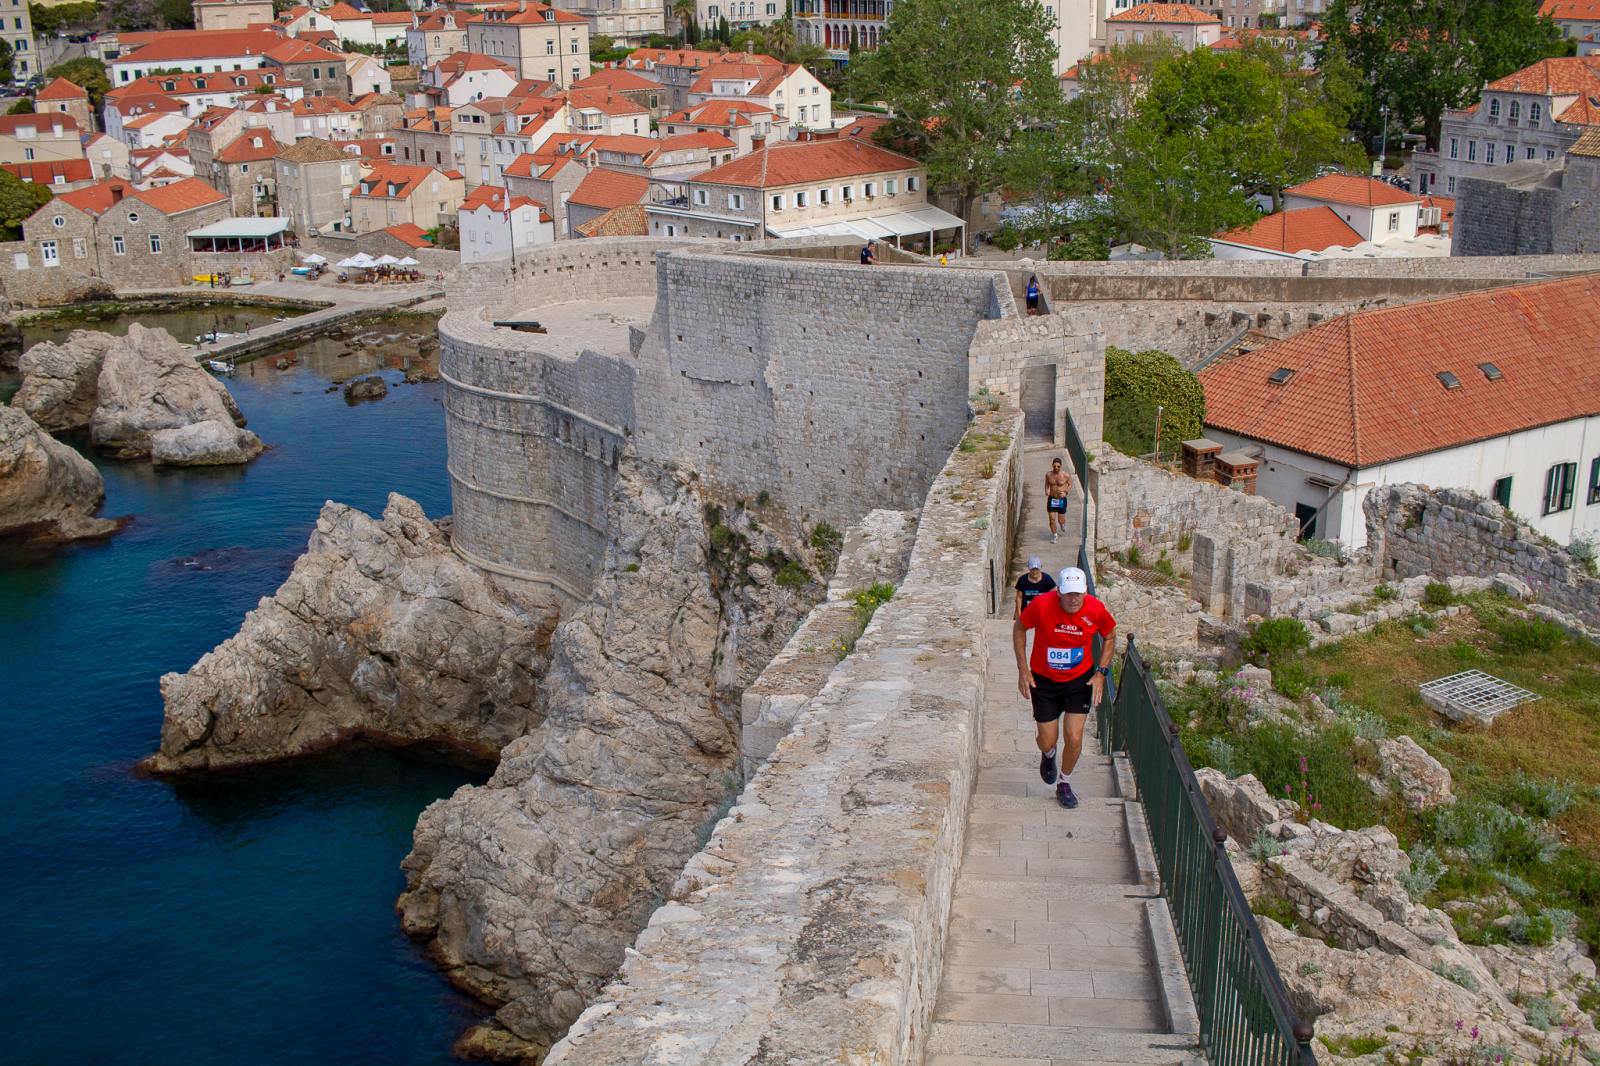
[925,447,1201,1066]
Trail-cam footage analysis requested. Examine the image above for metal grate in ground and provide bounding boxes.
[1419,669,1540,726]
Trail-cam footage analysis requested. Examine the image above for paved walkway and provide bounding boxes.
[924,447,1198,1066]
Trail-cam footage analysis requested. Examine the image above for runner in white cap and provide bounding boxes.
[1013,555,1055,619]
[1012,566,1117,809]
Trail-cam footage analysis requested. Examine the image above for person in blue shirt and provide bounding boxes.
[1025,274,1040,315]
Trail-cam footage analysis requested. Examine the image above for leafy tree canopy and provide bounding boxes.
[0,40,13,84]
[29,1,101,37]
[7,97,33,113]
[1317,0,1566,149]
[848,0,1064,246]
[0,167,54,241]
[46,57,110,111]
[1104,346,1205,457]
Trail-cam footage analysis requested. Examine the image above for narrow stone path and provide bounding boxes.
[924,447,1199,1066]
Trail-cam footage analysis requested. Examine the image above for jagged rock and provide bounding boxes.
[1196,768,1291,843]
[0,406,118,542]
[91,324,248,459]
[10,330,118,432]
[1377,735,1454,810]
[825,507,916,600]
[149,493,549,772]
[397,459,814,1057]
[150,419,265,466]
[1492,573,1533,601]
[343,375,387,403]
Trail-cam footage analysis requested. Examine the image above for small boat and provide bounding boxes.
[194,330,236,344]
[206,356,236,375]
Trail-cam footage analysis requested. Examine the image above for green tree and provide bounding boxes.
[7,97,32,113]
[717,14,730,42]
[46,57,110,112]
[848,0,1063,250]
[0,40,13,84]
[1318,0,1565,150]
[30,1,102,37]
[0,167,54,240]
[672,0,695,43]
[1103,346,1205,457]
[155,0,194,27]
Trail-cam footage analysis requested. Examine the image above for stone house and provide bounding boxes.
[584,131,736,179]
[184,106,248,193]
[11,177,229,289]
[106,72,300,124]
[0,114,86,167]
[276,136,360,236]
[1541,0,1600,44]
[1198,272,1600,547]
[1281,174,1422,244]
[464,1,592,87]
[264,38,352,100]
[321,1,414,48]
[563,166,647,237]
[192,0,273,31]
[645,138,962,246]
[83,134,132,180]
[1453,128,1600,256]
[345,54,391,98]
[290,97,365,140]
[1105,3,1223,49]
[1412,57,1600,197]
[567,87,649,137]
[211,128,281,215]
[348,162,465,233]
[35,79,95,135]
[407,10,467,70]
[419,52,521,108]
[352,92,405,134]
[622,48,779,113]
[686,60,832,131]
[548,0,662,46]
[504,145,586,234]
[393,107,456,171]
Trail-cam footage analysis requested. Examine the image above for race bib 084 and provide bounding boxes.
[1047,646,1084,670]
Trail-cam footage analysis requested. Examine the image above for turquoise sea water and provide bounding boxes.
[0,315,484,1064]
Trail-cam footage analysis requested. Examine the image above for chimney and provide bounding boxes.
[110,183,125,202]
[751,134,765,150]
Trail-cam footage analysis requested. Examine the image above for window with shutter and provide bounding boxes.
[1590,457,1600,505]
[1544,462,1578,515]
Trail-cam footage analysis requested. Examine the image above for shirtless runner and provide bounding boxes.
[1045,457,1071,543]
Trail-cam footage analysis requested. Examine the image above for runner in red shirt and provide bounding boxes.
[1013,566,1116,809]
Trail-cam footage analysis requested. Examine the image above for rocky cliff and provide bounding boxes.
[10,330,118,432]
[0,406,119,543]
[397,460,816,1061]
[149,494,552,773]
[91,324,249,460]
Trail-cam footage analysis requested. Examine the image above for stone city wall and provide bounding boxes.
[1096,450,1300,559]
[1365,483,1600,629]
[950,253,1600,279]
[545,410,1026,1066]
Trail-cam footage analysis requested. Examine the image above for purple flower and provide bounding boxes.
[1284,784,1291,795]
[1312,802,1322,811]
[1455,1020,1464,1032]
[1298,754,1309,772]
[1471,1026,1480,1041]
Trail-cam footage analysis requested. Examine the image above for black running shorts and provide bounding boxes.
[1031,670,1095,722]
[1047,497,1067,514]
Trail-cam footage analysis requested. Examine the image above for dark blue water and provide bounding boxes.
[0,317,486,1064]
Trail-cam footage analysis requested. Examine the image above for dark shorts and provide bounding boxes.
[1031,671,1094,723]
[1047,496,1068,514]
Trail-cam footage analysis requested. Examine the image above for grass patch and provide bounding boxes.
[1319,1034,1389,1057]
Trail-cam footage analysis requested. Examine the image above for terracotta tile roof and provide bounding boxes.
[1286,173,1421,208]
[215,129,280,163]
[460,183,550,219]
[383,222,431,247]
[119,29,282,63]
[624,48,777,70]
[1483,56,1600,95]
[124,111,186,130]
[356,163,455,199]
[568,87,648,116]
[37,77,88,101]
[664,99,775,127]
[1214,206,1362,253]
[0,113,79,136]
[57,176,226,217]
[109,93,186,117]
[1199,274,1600,467]
[468,1,587,26]
[276,136,348,163]
[1417,193,1455,234]
[1107,2,1220,23]
[321,2,367,19]
[3,159,93,185]
[567,166,649,209]
[1571,126,1600,156]
[112,70,288,98]
[586,132,663,155]
[265,37,344,64]
[371,11,414,24]
[1557,93,1600,125]
[1541,0,1600,19]
[292,96,360,115]
[572,67,657,92]
[574,202,646,237]
[653,130,735,154]
[430,51,515,77]
[691,138,920,188]
[504,152,538,177]
[688,59,784,94]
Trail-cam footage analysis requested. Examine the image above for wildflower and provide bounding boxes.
[1284,784,1291,796]
[1456,1020,1464,1032]
[1471,1026,1480,1041]
[1298,754,1309,773]
[1312,802,1322,811]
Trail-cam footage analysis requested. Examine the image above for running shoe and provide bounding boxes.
[1056,780,1079,809]
[1039,750,1057,785]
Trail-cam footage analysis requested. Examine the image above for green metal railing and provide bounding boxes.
[1101,640,1316,1066]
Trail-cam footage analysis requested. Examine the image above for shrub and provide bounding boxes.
[1177,531,1193,552]
[1424,582,1457,608]
[1400,845,1445,900]
[851,582,894,628]
[1271,658,1313,699]
[1244,618,1312,664]
[1154,557,1175,577]
[755,490,770,506]
[1510,912,1556,947]
[1432,962,1479,991]
[1252,895,1298,928]
[1374,582,1398,602]
[1103,346,1206,458]
[809,522,843,571]
[1205,735,1240,777]
[1249,830,1286,862]
[1571,535,1599,577]
[1302,537,1345,561]
[775,561,811,589]
[1320,1034,1389,1057]
[1124,546,1143,567]
[1497,618,1566,653]
[1505,771,1576,820]
[1523,994,1558,1031]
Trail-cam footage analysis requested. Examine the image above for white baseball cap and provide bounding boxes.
[1058,567,1088,594]
[1027,556,1043,570]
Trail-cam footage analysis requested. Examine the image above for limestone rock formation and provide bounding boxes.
[10,330,119,432]
[90,324,248,459]
[343,375,387,403]
[149,493,550,773]
[150,419,266,467]
[1376,735,1454,810]
[398,460,814,1059]
[0,405,118,542]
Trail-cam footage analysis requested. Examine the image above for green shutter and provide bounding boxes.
[1561,462,1577,511]
[1590,457,1600,505]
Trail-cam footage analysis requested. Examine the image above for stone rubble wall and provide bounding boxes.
[544,411,1025,1066]
[1096,449,1300,559]
[1365,483,1600,629]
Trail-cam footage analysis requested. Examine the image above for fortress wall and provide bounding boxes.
[948,253,1600,279]
[545,409,1026,1066]
[632,252,1003,530]
[440,239,720,604]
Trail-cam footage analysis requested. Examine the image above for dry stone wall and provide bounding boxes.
[1366,483,1600,629]
[1096,450,1299,558]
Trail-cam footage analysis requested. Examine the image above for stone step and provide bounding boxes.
[955,876,1156,905]
[927,1022,1200,1064]
[980,750,1114,769]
